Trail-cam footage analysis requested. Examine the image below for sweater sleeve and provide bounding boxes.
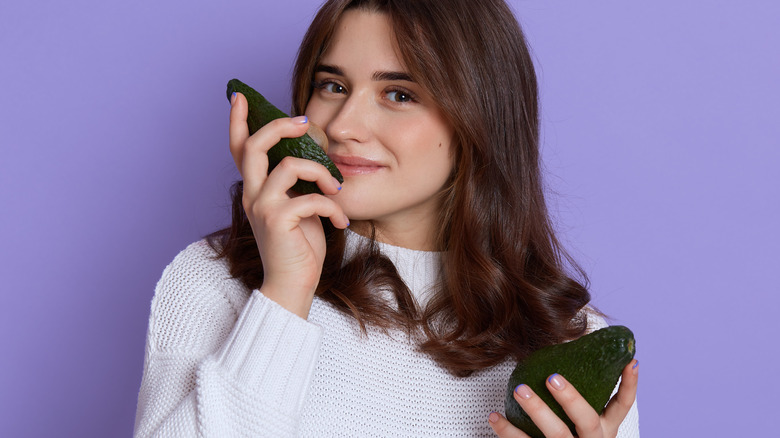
[133,241,323,438]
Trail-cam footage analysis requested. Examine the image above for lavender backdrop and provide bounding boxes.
[1,0,777,436]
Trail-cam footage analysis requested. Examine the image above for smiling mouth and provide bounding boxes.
[330,155,385,176]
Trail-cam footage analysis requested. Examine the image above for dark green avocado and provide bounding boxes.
[226,78,343,195]
[505,325,636,438]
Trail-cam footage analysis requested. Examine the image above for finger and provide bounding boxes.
[512,384,573,438]
[488,411,531,438]
[602,359,639,430]
[546,373,600,437]
[241,116,310,200]
[252,193,349,232]
[276,193,350,230]
[228,92,249,175]
[263,156,343,199]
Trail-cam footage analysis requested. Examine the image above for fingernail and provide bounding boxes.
[548,373,565,390]
[514,384,532,399]
[292,115,308,124]
[344,215,350,227]
[230,92,236,105]
[632,360,639,374]
[488,411,500,424]
[333,177,342,190]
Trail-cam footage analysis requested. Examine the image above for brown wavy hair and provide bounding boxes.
[207,0,591,377]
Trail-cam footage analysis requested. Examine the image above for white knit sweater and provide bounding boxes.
[134,230,640,437]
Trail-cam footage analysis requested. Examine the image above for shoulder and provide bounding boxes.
[146,239,251,352]
[154,239,236,296]
[581,306,610,333]
[153,239,247,309]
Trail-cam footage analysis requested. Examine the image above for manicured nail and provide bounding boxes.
[632,360,639,375]
[344,215,350,227]
[488,411,500,424]
[514,384,532,399]
[333,177,342,190]
[230,92,236,105]
[292,115,308,124]
[548,373,565,390]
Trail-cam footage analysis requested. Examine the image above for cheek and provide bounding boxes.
[400,125,453,174]
[303,98,330,127]
[400,143,453,189]
[395,116,450,150]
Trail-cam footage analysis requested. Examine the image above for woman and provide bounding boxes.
[134,0,639,436]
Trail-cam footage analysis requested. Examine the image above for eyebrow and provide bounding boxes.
[314,64,415,83]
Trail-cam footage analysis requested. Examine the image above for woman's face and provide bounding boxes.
[305,9,454,249]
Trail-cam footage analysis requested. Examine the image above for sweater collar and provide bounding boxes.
[343,228,442,304]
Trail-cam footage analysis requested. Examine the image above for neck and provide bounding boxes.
[348,218,439,251]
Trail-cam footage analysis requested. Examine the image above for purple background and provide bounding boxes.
[1,0,777,436]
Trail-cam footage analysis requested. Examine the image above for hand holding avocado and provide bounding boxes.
[227,81,349,319]
[489,326,638,438]
[226,79,343,195]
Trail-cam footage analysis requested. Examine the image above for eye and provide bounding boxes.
[386,89,414,103]
[314,80,347,95]
[326,83,347,94]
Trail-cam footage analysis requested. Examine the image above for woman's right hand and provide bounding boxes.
[229,92,349,319]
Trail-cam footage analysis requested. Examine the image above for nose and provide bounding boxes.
[324,90,372,146]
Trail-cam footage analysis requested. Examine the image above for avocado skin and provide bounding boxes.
[505,325,636,438]
[226,78,343,195]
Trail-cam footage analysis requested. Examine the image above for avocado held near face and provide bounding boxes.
[505,325,636,438]
[226,78,344,195]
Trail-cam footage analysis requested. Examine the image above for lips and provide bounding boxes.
[329,155,386,176]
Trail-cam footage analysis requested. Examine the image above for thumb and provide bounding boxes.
[229,92,250,174]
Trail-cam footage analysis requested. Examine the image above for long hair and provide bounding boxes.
[208,0,591,377]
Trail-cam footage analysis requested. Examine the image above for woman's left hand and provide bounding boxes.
[489,359,638,438]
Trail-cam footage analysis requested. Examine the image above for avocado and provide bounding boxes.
[226,78,343,195]
[505,325,636,437]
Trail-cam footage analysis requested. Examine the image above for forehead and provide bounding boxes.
[319,9,407,73]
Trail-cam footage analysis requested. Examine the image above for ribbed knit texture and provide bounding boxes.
[134,230,640,437]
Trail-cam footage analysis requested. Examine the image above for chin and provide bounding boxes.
[331,189,380,217]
